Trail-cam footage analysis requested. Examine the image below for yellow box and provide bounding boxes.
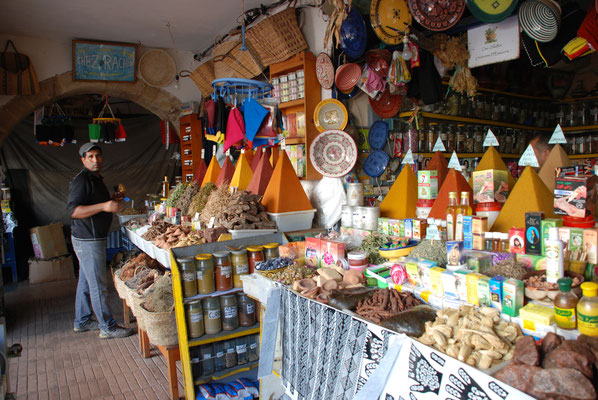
[466,273,485,306]
[430,267,446,297]
[473,234,485,251]
[405,262,421,286]
[519,303,555,326]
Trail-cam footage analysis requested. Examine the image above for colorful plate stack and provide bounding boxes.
[518,0,561,42]
[363,121,390,178]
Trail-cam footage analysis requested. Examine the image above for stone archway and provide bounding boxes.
[0,71,183,145]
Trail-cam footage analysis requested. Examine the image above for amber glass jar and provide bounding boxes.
[231,249,249,288]
[178,257,197,298]
[213,251,233,291]
[195,254,215,294]
[247,246,264,274]
[186,300,204,338]
[238,293,256,327]
[263,243,279,260]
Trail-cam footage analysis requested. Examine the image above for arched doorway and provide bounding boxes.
[0,71,183,145]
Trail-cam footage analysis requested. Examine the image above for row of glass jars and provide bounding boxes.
[400,121,531,155]
[567,134,598,155]
[190,335,259,377]
[186,292,257,338]
[177,243,280,297]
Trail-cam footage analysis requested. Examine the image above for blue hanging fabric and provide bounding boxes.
[243,96,269,142]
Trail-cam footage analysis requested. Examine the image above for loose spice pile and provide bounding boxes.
[482,257,529,280]
[260,264,315,285]
[165,183,187,208]
[153,225,205,249]
[145,273,174,312]
[176,182,200,215]
[409,239,448,267]
[219,191,276,230]
[188,182,216,217]
[358,233,390,265]
[142,221,171,241]
[118,253,163,280]
[355,289,422,323]
[200,183,231,226]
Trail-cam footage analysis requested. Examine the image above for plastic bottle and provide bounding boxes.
[578,282,598,336]
[554,277,578,330]
[161,176,170,198]
[446,192,459,241]
[500,233,509,252]
[455,192,472,241]
[545,227,564,284]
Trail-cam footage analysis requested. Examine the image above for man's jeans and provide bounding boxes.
[72,236,116,331]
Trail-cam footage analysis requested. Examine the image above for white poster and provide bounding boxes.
[468,15,520,68]
[380,337,534,400]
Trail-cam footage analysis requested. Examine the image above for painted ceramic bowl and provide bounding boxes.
[335,63,362,92]
[408,0,466,31]
[309,129,358,178]
[313,99,348,132]
[316,52,335,90]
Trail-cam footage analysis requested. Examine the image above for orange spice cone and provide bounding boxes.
[428,169,473,219]
[230,152,253,191]
[262,150,312,212]
[216,156,235,186]
[425,151,449,187]
[202,156,221,186]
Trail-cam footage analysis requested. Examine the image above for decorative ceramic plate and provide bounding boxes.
[335,63,362,92]
[363,149,390,177]
[316,53,335,90]
[368,120,389,150]
[369,88,402,118]
[370,0,413,44]
[518,0,560,42]
[408,0,466,31]
[309,130,358,178]
[313,99,349,132]
[340,7,368,59]
[466,0,519,23]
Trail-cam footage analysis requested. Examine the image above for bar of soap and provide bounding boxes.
[380,164,417,219]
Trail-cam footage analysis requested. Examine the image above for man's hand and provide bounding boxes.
[103,200,123,213]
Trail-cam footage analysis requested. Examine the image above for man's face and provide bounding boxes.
[81,149,103,172]
[529,137,550,169]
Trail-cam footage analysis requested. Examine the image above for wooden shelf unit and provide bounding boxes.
[270,51,322,180]
[398,111,552,131]
[416,152,521,158]
[180,114,203,182]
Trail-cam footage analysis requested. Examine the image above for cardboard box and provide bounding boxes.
[570,228,584,255]
[319,240,345,268]
[447,241,465,266]
[430,267,445,297]
[441,270,458,298]
[489,276,507,312]
[418,260,436,290]
[305,237,321,267]
[541,219,563,256]
[520,303,555,326]
[378,218,389,235]
[463,216,473,237]
[464,234,473,250]
[477,276,491,307]
[454,269,471,301]
[516,254,546,271]
[525,212,543,256]
[584,228,598,264]
[29,255,74,284]
[503,279,524,317]
[30,223,68,260]
[404,219,413,238]
[509,227,525,254]
[554,175,597,218]
[558,227,571,250]
[473,169,509,203]
[417,170,438,200]
[466,273,485,306]
[405,261,421,286]
[472,217,488,235]
[473,234,485,251]
[412,219,427,240]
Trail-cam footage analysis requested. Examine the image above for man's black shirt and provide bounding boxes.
[67,168,112,239]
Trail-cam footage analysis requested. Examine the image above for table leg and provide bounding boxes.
[123,301,131,323]
[138,328,151,358]
[158,346,180,400]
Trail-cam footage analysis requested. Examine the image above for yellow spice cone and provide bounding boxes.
[202,156,221,186]
[539,144,571,193]
[262,150,312,212]
[230,152,253,191]
[492,166,555,232]
[380,164,418,219]
[471,146,516,190]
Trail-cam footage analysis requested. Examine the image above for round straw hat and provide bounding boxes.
[138,49,177,87]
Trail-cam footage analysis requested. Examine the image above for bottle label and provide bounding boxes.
[203,353,211,360]
[196,271,203,280]
[247,303,255,314]
[227,348,235,354]
[236,345,247,353]
[216,351,224,358]
[235,264,249,275]
[555,306,576,329]
[220,265,232,278]
[183,272,195,282]
[224,306,237,319]
[190,313,203,323]
[455,214,463,241]
[578,312,598,335]
[208,310,221,320]
[250,343,258,350]
[446,215,454,241]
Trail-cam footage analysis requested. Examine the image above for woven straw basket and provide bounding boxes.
[246,8,307,67]
[113,269,129,300]
[137,303,178,347]
[190,59,215,98]
[127,291,146,331]
[213,37,264,80]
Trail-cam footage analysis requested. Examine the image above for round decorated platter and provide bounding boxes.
[466,0,519,23]
[363,149,390,177]
[309,129,358,178]
[408,0,466,31]
[370,0,413,44]
[313,99,349,132]
[316,53,335,90]
[518,0,560,42]
[340,7,368,59]
[335,63,362,92]
[369,88,402,118]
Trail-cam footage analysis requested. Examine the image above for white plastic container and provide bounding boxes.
[341,205,353,227]
[346,183,364,206]
[117,213,146,226]
[476,202,501,230]
[155,248,172,268]
[240,273,278,303]
[266,209,316,232]
[228,229,278,239]
[361,206,380,231]
[352,207,363,229]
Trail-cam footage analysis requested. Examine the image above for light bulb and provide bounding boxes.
[174,75,180,89]
[401,37,412,61]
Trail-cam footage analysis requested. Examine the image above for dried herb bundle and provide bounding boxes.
[200,182,231,226]
[165,183,186,208]
[188,182,217,217]
[176,182,200,215]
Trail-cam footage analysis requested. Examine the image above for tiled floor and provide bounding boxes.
[4,278,184,399]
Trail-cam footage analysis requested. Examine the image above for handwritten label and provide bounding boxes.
[432,137,446,152]
[208,216,216,229]
[483,129,500,148]
[448,152,462,171]
[402,149,415,165]
[519,144,540,168]
[549,124,567,144]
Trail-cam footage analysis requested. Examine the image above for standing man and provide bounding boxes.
[67,143,134,339]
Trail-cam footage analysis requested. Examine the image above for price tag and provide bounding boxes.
[448,151,462,171]
[208,216,215,229]
[483,129,500,148]
[281,138,286,151]
[432,137,446,152]
[226,149,230,157]
[519,144,540,168]
[402,149,415,165]
[548,124,567,144]
[213,145,217,154]
[241,148,245,154]
[201,148,205,159]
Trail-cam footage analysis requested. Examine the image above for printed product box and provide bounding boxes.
[472,217,488,235]
[319,240,346,268]
[305,237,321,267]
[466,273,485,306]
[417,170,438,200]
[473,234,485,251]
[465,251,492,273]
[405,261,421,286]
[454,269,471,301]
[405,219,413,238]
[525,212,543,256]
[412,219,427,240]
[554,175,597,218]
[584,228,598,264]
[398,220,405,237]
[430,267,445,297]
[464,234,473,250]
[463,216,473,237]
[472,169,509,203]
[509,227,525,254]
[389,219,401,236]
[447,241,465,266]
[489,276,507,312]
[541,218,563,256]
[520,303,555,326]
[515,254,545,271]
[441,270,458,298]
[378,218,390,235]
[418,260,436,291]
[569,228,584,255]
[502,279,524,317]
[477,276,491,307]
[558,226,571,250]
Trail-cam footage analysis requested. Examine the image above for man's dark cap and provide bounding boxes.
[79,143,101,157]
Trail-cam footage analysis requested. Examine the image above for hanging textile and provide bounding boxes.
[89,98,127,143]
[35,103,74,146]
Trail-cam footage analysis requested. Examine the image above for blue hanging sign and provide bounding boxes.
[72,40,138,82]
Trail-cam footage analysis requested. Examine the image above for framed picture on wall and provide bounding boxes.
[72,40,138,82]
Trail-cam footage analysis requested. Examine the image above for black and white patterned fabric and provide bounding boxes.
[280,287,368,400]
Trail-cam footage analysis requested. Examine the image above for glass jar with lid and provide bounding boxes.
[195,254,215,294]
[202,297,221,335]
[247,246,264,274]
[464,126,474,153]
[263,243,279,260]
[238,293,256,327]
[403,121,418,153]
[220,294,239,331]
[586,135,593,154]
[178,257,197,298]
[504,129,513,154]
[446,125,456,153]
[213,251,233,291]
[473,126,484,153]
[236,337,248,365]
[447,91,459,116]
[417,125,426,153]
[590,102,598,124]
[438,124,448,150]
[214,341,226,371]
[200,344,214,376]
[224,339,237,368]
[456,125,465,153]
[231,248,249,288]
[578,102,589,126]
[578,134,585,154]
[186,300,204,338]
[247,334,259,362]
[426,123,438,152]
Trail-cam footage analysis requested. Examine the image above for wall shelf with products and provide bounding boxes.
[194,360,259,385]
[415,152,521,159]
[570,154,598,159]
[562,125,598,133]
[398,111,552,132]
[180,113,203,183]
